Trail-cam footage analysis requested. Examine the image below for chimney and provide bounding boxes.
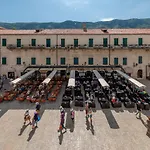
[101,28,108,33]
[35,29,43,33]
[82,23,87,32]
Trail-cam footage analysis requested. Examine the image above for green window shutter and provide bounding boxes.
[138,38,143,46]
[16,57,21,65]
[74,57,79,65]
[114,58,118,65]
[114,38,118,46]
[103,38,108,47]
[61,39,65,47]
[46,57,51,65]
[17,39,21,47]
[2,57,6,65]
[31,57,36,65]
[46,39,51,47]
[89,39,93,47]
[123,57,127,65]
[61,57,65,65]
[88,58,93,65]
[2,39,7,46]
[123,38,127,47]
[103,57,108,65]
[74,39,78,47]
[138,56,142,64]
[31,39,36,46]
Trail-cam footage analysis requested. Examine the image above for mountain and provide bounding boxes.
[1,18,150,29]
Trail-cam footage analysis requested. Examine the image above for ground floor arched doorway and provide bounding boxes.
[137,69,143,78]
[8,72,15,79]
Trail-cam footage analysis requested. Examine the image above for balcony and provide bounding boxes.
[78,44,88,49]
[7,44,17,50]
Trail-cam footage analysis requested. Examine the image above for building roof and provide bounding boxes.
[0,29,150,35]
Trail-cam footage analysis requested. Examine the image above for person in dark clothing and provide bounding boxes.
[136,102,142,118]
[32,111,39,129]
[36,102,41,113]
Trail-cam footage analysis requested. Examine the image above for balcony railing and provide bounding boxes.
[7,44,17,49]
[7,43,150,50]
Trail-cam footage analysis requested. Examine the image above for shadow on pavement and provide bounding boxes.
[58,130,67,145]
[90,123,95,135]
[65,110,75,132]
[86,117,90,130]
[18,123,30,136]
[27,127,37,141]
[0,109,8,118]
[102,109,120,129]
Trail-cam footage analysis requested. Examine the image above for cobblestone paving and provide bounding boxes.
[0,79,150,150]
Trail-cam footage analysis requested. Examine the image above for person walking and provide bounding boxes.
[70,108,75,122]
[32,111,39,129]
[58,111,66,132]
[136,101,142,119]
[85,102,89,118]
[24,109,31,125]
[88,107,93,125]
[35,102,41,114]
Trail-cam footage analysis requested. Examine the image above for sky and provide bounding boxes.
[0,0,150,22]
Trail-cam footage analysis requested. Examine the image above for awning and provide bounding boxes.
[42,70,57,84]
[11,70,36,85]
[93,70,109,87]
[68,70,75,87]
[116,70,146,89]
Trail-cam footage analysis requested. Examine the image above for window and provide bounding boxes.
[17,39,21,47]
[46,57,51,65]
[46,39,51,47]
[31,57,36,65]
[31,39,36,46]
[74,57,79,65]
[89,39,93,47]
[2,57,6,65]
[103,57,108,65]
[138,56,142,64]
[60,57,65,65]
[138,38,143,46]
[123,57,127,65]
[61,39,65,47]
[74,39,78,47]
[114,38,118,46]
[103,38,108,47]
[16,57,21,65]
[114,58,118,65]
[2,39,6,46]
[123,38,128,47]
[88,58,93,65]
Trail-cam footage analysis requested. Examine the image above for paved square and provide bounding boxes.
[0,79,150,150]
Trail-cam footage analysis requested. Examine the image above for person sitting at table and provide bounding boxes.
[111,96,116,103]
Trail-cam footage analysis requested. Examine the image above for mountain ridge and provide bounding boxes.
[1,18,150,29]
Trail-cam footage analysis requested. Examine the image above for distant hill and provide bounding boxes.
[1,18,150,29]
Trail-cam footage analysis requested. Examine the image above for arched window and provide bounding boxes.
[137,69,143,78]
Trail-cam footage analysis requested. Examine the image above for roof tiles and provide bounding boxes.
[0,29,150,35]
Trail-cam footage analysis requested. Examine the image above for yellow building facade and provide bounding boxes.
[0,28,150,79]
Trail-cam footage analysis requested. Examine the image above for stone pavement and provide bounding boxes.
[0,109,150,150]
[0,79,150,150]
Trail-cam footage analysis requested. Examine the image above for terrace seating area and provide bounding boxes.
[0,70,66,103]
[60,70,150,110]
[0,69,150,111]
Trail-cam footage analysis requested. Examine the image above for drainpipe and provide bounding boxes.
[56,34,58,65]
[108,34,111,65]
